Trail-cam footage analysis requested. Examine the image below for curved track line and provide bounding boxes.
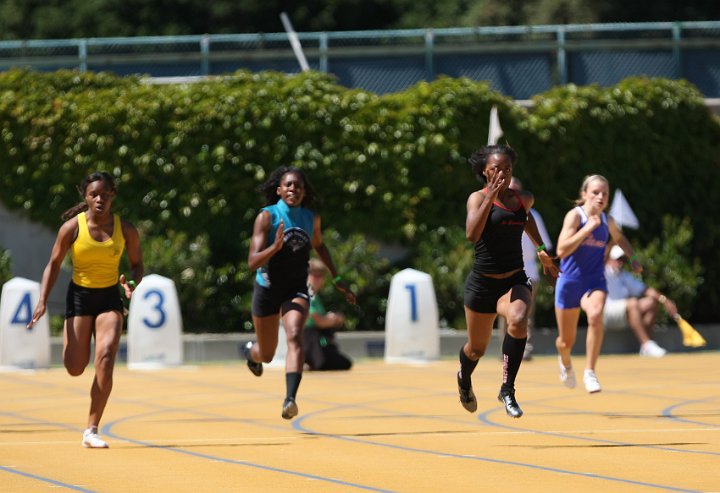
[291,397,705,493]
[101,412,395,493]
[0,465,97,492]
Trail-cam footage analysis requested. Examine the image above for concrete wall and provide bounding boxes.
[45,324,719,366]
[0,202,70,315]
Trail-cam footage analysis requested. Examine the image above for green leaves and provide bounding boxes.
[2,68,719,328]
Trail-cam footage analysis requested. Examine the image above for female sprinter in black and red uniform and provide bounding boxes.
[457,145,558,418]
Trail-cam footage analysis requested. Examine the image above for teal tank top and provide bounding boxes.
[255,199,315,288]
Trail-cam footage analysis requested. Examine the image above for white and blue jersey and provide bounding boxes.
[558,207,609,281]
[555,207,610,309]
[255,199,315,288]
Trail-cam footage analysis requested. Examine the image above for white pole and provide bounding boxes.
[280,12,310,72]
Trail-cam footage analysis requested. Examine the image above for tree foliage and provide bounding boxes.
[1,68,718,330]
[2,0,720,40]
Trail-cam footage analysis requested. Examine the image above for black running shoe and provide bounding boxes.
[457,373,477,413]
[498,388,523,418]
[241,341,263,377]
[281,397,298,420]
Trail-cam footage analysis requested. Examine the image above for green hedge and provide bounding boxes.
[1,68,718,331]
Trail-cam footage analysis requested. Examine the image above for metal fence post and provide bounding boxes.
[556,26,567,85]
[78,39,87,73]
[672,22,682,79]
[200,34,210,76]
[320,33,328,73]
[425,29,435,82]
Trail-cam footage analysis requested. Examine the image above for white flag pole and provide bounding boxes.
[487,105,504,145]
[280,12,310,72]
[609,188,640,229]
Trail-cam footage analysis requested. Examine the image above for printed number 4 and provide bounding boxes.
[11,292,33,327]
[404,284,418,322]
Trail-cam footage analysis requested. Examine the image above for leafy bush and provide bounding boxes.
[0,247,11,288]
[309,229,394,331]
[134,227,216,331]
[412,226,472,329]
[636,216,703,317]
[1,68,718,330]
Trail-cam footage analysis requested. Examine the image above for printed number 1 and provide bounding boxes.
[404,284,418,322]
[11,292,33,328]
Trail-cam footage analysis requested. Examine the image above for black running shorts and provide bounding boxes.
[65,281,124,319]
[464,270,532,314]
[252,281,310,317]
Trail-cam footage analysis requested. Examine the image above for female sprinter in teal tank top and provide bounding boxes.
[243,166,355,420]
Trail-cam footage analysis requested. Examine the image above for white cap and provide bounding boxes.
[609,245,625,260]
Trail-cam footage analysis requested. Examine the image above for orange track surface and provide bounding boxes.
[1,352,718,492]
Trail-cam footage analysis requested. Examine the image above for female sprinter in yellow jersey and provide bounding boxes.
[29,172,143,448]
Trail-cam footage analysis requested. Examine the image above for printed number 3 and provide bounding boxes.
[404,284,417,322]
[142,289,166,329]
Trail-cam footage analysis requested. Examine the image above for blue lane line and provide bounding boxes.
[101,412,396,493]
[0,465,97,492]
[3,368,713,492]
[662,398,720,427]
[0,410,82,433]
[476,402,720,457]
[291,400,704,493]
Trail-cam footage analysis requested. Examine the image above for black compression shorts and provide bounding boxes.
[464,270,532,314]
[252,281,310,317]
[65,281,123,319]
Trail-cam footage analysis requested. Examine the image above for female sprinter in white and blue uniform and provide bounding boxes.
[458,145,558,418]
[554,174,640,393]
[243,166,355,419]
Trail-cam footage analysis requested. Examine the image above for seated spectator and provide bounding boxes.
[304,259,353,371]
[604,245,678,357]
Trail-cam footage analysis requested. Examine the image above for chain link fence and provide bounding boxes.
[2,21,720,98]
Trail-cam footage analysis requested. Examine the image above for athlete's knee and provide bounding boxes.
[556,335,574,349]
[586,310,605,327]
[257,348,276,363]
[64,358,87,376]
[505,310,529,335]
[465,345,486,359]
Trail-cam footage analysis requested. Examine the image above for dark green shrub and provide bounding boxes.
[636,215,702,318]
[0,247,11,288]
[1,68,718,329]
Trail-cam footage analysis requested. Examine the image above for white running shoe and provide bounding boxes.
[559,358,576,388]
[583,369,602,393]
[639,340,667,358]
[82,428,109,448]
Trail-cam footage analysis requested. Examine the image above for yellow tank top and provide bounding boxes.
[71,212,125,288]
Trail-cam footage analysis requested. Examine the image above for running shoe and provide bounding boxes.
[457,373,477,413]
[583,369,602,393]
[498,389,523,418]
[639,340,667,358]
[242,341,263,377]
[82,429,108,449]
[522,342,534,361]
[559,357,576,389]
[281,397,298,420]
